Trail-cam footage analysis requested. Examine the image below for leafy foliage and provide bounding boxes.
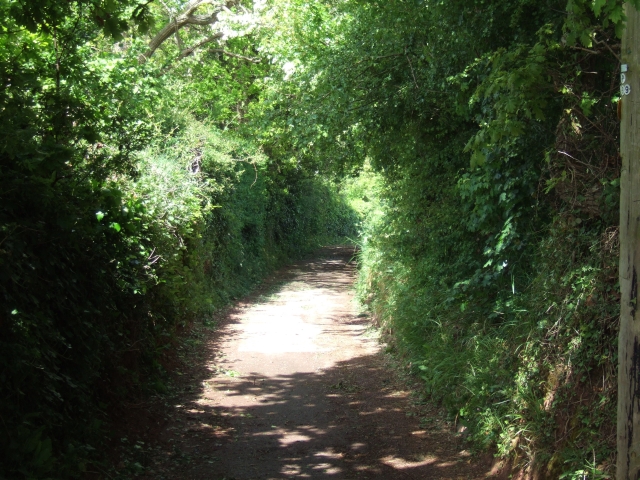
[261,0,623,476]
[0,0,629,476]
[0,1,356,477]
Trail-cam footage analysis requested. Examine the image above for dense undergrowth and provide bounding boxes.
[265,0,626,477]
[0,2,356,477]
[1,0,633,477]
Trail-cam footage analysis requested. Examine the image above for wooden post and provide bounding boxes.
[619,3,640,479]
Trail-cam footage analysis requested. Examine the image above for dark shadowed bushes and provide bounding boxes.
[0,2,357,475]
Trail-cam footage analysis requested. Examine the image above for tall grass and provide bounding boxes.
[347,166,618,478]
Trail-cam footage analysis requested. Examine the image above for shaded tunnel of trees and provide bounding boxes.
[0,0,630,477]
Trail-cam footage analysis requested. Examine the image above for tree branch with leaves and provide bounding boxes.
[139,0,260,64]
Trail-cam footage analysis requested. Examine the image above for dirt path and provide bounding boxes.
[129,246,500,479]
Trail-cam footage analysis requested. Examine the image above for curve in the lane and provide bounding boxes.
[146,246,498,480]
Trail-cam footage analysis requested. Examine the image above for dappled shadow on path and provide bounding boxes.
[155,354,492,480]
[138,246,495,480]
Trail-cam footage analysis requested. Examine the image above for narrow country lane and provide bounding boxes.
[137,247,501,480]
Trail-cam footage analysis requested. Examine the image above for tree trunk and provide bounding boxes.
[618,3,640,479]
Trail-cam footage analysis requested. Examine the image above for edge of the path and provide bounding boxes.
[91,246,358,478]
[95,245,511,480]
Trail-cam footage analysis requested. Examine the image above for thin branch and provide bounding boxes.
[140,0,239,62]
[53,26,61,93]
[347,98,380,113]
[174,22,184,50]
[593,37,621,63]
[250,161,258,188]
[0,414,11,445]
[175,32,224,61]
[158,0,175,16]
[570,46,600,56]
[159,33,260,73]
[405,50,419,90]
[557,150,580,162]
[208,48,260,63]
[0,225,18,248]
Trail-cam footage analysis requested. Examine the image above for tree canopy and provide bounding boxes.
[0,0,631,477]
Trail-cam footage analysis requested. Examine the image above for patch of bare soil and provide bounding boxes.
[113,246,503,479]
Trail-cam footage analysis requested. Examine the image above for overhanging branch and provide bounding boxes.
[206,48,260,63]
[176,33,224,61]
[160,35,260,74]
[140,0,239,62]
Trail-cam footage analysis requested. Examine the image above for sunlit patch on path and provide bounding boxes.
[236,288,334,354]
[143,246,499,479]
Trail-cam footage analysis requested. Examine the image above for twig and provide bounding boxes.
[208,48,260,63]
[570,46,600,56]
[159,36,260,74]
[250,161,258,188]
[405,48,419,90]
[158,0,175,16]
[175,32,224,61]
[593,37,621,63]
[557,150,580,162]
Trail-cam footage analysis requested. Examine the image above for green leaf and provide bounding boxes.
[609,4,623,23]
[592,0,606,17]
[110,222,121,232]
[470,150,486,168]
